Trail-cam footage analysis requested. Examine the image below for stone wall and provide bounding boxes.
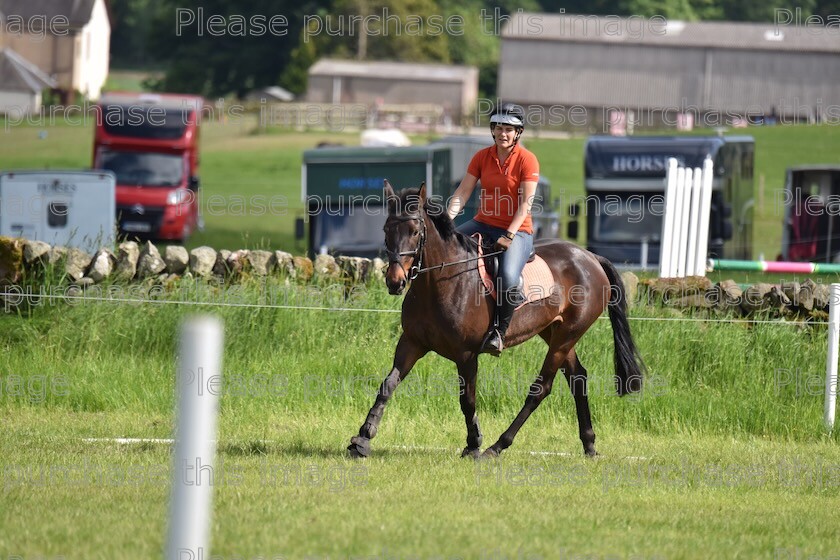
[0,238,386,287]
[0,236,836,320]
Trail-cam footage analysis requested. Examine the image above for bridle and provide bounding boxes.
[384,213,427,282]
[384,211,505,282]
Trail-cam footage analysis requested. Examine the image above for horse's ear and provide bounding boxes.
[383,179,398,213]
[418,182,427,204]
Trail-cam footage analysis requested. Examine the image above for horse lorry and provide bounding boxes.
[300,136,559,257]
[568,135,755,266]
[92,93,203,242]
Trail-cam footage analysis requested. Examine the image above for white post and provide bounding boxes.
[826,284,840,432]
[166,316,224,560]
[694,157,714,277]
[660,158,679,278]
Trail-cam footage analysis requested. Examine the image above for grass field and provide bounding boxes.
[1,277,840,559]
[2,118,840,559]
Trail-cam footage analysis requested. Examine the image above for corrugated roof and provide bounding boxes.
[502,13,840,53]
[0,0,96,30]
[309,58,478,82]
[0,48,56,92]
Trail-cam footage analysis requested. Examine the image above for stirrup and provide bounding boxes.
[480,329,504,357]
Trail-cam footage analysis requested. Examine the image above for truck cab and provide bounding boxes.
[92,93,203,242]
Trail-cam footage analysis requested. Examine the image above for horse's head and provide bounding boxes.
[382,179,427,295]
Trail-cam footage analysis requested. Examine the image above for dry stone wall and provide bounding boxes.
[0,236,836,320]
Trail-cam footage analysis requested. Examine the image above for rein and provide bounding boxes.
[385,212,504,278]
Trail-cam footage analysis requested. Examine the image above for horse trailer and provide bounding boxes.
[301,145,451,258]
[779,165,840,263]
[570,135,755,266]
[0,170,116,252]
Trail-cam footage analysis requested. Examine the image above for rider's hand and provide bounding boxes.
[494,234,513,252]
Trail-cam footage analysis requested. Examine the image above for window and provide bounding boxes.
[97,150,185,187]
[48,202,68,228]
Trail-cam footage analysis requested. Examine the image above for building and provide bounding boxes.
[244,86,295,103]
[306,58,478,121]
[0,0,111,101]
[498,13,840,130]
[0,47,56,115]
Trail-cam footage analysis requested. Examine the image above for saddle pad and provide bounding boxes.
[473,234,555,309]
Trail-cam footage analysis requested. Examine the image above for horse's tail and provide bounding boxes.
[596,255,646,396]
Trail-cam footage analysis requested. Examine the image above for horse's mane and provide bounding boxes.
[394,187,475,253]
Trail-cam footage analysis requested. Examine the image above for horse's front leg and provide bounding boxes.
[347,335,427,458]
[457,357,483,459]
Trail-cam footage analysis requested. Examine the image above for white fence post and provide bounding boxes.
[166,316,224,560]
[826,284,840,432]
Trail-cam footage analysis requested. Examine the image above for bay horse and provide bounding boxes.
[347,181,645,459]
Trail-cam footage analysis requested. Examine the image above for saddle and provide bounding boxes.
[472,233,555,309]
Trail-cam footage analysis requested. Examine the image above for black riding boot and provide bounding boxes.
[480,289,519,357]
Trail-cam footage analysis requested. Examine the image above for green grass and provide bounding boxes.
[103,69,164,93]
[2,121,840,557]
[3,117,840,259]
[1,280,840,558]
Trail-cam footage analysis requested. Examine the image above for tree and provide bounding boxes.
[109,0,156,68]
[145,0,321,97]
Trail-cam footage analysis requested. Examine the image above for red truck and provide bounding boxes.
[93,93,203,241]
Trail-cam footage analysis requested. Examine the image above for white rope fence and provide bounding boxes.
[0,290,832,325]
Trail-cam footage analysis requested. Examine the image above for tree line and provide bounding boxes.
[108,0,840,99]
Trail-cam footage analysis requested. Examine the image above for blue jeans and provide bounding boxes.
[457,219,534,294]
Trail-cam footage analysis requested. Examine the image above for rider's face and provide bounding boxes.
[493,124,518,148]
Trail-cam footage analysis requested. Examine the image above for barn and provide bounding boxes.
[0,0,111,101]
[0,47,56,115]
[498,13,840,131]
[306,58,478,121]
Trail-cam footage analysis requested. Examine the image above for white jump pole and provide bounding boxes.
[826,285,840,432]
[694,157,714,278]
[675,167,693,278]
[685,167,704,276]
[166,316,224,560]
[660,158,679,278]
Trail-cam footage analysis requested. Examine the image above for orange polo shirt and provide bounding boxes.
[467,144,540,234]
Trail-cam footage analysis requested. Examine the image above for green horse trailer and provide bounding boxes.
[301,146,451,258]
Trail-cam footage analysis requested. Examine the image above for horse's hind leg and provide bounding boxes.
[347,335,426,458]
[457,357,482,459]
[563,348,597,457]
[481,343,566,459]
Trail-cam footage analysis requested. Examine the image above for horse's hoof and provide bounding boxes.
[460,447,481,460]
[347,436,371,459]
[479,448,500,460]
[585,449,599,458]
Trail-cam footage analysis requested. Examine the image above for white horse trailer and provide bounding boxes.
[0,170,116,252]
